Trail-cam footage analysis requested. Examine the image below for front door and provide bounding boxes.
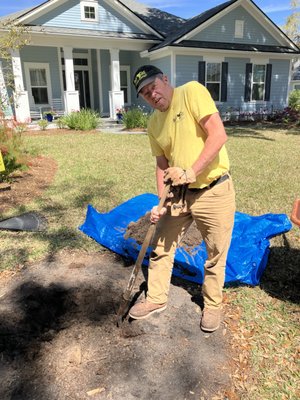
[74,70,91,109]
[62,69,91,109]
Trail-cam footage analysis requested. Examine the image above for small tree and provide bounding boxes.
[282,0,300,45]
[0,19,30,112]
[289,89,300,111]
[0,20,30,181]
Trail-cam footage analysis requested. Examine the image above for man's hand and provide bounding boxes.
[164,167,196,186]
[150,205,167,223]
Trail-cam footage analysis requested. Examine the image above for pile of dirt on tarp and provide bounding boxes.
[124,212,203,250]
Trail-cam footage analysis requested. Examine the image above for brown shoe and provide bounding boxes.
[129,300,167,320]
[200,308,221,332]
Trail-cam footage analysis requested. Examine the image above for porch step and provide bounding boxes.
[100,118,124,132]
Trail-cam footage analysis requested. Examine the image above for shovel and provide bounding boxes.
[0,212,47,232]
[116,183,171,326]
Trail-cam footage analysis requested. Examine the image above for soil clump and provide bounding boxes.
[124,213,202,249]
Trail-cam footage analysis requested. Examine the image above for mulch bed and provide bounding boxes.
[0,156,57,215]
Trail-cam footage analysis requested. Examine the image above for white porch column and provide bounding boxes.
[110,49,120,91]
[109,48,124,119]
[10,49,30,122]
[63,46,80,113]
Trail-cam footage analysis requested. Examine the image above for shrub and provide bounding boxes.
[122,107,151,129]
[63,109,101,130]
[56,117,66,129]
[288,89,300,111]
[268,107,300,125]
[38,119,48,131]
[0,115,29,182]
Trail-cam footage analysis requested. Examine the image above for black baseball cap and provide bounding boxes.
[133,65,163,96]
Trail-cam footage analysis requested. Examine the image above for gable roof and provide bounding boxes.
[1,0,299,54]
[120,0,186,36]
[0,0,185,38]
[149,0,236,51]
[149,0,300,54]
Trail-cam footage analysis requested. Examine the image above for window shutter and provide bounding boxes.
[198,61,206,85]
[221,62,228,102]
[264,64,272,101]
[244,63,252,102]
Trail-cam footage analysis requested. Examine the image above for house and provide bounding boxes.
[0,0,299,122]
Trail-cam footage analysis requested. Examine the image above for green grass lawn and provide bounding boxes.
[1,125,299,398]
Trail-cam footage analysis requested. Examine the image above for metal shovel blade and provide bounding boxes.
[0,212,47,232]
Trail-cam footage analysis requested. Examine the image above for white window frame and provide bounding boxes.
[80,0,99,22]
[24,62,52,107]
[120,66,131,106]
[251,64,266,102]
[206,62,222,102]
[235,20,244,38]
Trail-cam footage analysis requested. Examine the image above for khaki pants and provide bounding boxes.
[147,175,236,309]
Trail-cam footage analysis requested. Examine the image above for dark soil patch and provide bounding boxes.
[0,250,234,400]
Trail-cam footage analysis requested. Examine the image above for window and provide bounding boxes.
[206,63,221,101]
[30,69,48,104]
[25,63,52,106]
[198,61,228,102]
[252,64,266,101]
[84,6,95,19]
[244,63,272,102]
[120,66,131,105]
[235,20,244,38]
[81,1,98,21]
[61,58,88,66]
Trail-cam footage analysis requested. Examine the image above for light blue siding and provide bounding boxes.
[20,46,62,99]
[176,56,203,86]
[154,57,171,78]
[32,0,144,33]
[192,6,279,45]
[128,52,150,109]
[225,57,250,110]
[173,55,289,112]
[269,59,290,109]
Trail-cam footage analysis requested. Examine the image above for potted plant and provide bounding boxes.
[116,108,124,123]
[43,110,56,122]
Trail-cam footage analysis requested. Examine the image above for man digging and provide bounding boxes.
[129,65,236,332]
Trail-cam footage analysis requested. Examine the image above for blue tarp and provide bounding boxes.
[79,193,292,286]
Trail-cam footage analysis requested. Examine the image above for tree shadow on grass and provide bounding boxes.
[260,235,300,304]
[226,123,300,139]
[226,127,276,140]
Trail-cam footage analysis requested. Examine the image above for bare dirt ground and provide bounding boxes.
[0,151,238,400]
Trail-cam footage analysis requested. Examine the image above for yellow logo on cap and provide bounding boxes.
[134,70,147,87]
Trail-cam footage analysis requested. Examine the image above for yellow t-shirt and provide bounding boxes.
[147,81,230,188]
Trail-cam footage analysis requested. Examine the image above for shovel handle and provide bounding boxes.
[116,183,171,324]
[157,183,171,213]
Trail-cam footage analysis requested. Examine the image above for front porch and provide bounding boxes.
[7,45,143,123]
